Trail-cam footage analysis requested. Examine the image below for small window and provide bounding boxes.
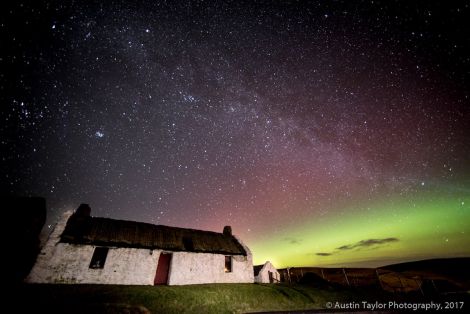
[89,247,109,269]
[224,256,232,273]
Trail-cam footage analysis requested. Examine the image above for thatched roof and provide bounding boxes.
[60,213,246,255]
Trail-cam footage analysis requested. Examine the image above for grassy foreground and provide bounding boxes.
[14,283,352,313]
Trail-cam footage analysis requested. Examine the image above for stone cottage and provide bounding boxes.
[26,204,254,285]
[254,261,280,283]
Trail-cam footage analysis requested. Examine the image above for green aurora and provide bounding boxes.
[250,187,470,268]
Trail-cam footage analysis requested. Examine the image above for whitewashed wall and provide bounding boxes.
[27,211,254,285]
[27,243,160,284]
[26,211,161,284]
[254,261,280,283]
[169,251,253,285]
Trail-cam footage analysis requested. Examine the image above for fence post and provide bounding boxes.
[343,268,350,286]
[431,279,439,294]
[398,275,405,292]
[376,269,385,290]
[415,278,424,296]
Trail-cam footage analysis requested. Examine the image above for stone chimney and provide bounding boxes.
[75,203,91,217]
[223,225,232,236]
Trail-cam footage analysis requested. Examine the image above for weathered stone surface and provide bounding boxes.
[26,211,254,285]
[169,234,254,285]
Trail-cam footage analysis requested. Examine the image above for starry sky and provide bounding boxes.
[1,0,469,268]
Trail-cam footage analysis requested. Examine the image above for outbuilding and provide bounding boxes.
[254,261,280,283]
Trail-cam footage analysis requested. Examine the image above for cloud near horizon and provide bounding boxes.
[337,237,399,251]
[284,237,302,245]
[315,237,399,257]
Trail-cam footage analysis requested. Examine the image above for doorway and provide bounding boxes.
[154,253,172,285]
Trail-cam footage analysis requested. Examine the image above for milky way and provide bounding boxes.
[2,1,469,267]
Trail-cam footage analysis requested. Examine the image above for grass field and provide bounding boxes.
[13,281,470,313]
[14,283,360,313]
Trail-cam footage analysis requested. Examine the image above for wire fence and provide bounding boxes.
[278,267,466,296]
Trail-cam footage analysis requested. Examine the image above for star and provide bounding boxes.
[1,0,469,268]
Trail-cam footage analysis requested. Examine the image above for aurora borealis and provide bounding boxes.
[255,191,470,267]
[1,1,469,268]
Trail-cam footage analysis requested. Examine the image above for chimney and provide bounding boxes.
[223,225,232,236]
[75,203,91,217]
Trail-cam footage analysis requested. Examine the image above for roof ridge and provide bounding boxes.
[60,214,247,255]
[90,216,227,236]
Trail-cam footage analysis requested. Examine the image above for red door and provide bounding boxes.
[154,253,172,285]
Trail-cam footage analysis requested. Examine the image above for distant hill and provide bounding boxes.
[380,257,470,281]
[278,257,470,293]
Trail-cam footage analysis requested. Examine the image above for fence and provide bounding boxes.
[278,267,464,296]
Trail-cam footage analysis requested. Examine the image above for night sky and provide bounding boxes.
[2,0,469,268]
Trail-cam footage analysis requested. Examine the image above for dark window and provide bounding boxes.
[89,247,109,269]
[224,256,232,273]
